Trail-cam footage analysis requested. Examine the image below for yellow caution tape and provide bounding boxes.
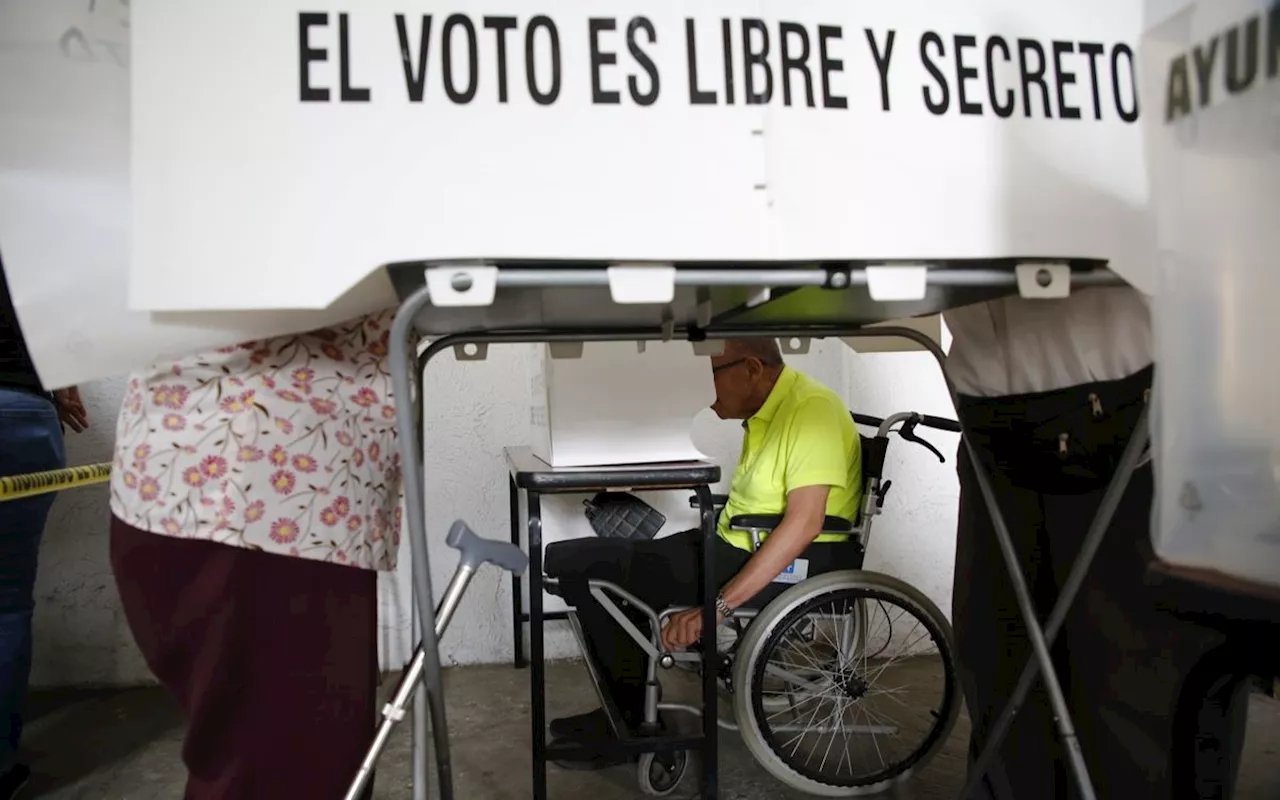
[0,462,112,502]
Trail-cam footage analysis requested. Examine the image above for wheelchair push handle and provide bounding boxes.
[918,414,962,433]
[446,520,529,575]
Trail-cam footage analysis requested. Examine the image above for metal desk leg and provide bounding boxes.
[511,475,526,669]
[959,408,1150,800]
[694,484,719,799]
[527,491,549,799]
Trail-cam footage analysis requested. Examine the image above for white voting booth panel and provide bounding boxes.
[1142,0,1280,590]
[529,340,711,468]
[0,0,400,391]
[128,0,1156,318]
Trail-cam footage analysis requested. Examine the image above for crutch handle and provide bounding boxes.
[447,519,529,575]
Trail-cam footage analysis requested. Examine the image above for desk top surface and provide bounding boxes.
[504,447,721,492]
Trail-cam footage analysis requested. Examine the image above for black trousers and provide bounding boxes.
[954,366,1249,800]
[544,530,750,726]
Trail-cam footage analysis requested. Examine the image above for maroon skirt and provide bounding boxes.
[109,516,378,800]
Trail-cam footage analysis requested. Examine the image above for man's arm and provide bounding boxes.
[718,484,829,610]
[661,395,851,649]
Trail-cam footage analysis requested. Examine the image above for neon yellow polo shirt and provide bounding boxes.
[717,366,862,552]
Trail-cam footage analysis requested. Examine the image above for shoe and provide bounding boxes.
[0,763,30,799]
[549,709,612,740]
[548,736,631,772]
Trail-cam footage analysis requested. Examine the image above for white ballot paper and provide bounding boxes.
[1142,0,1280,589]
[531,341,711,467]
[130,0,1157,316]
[0,0,398,390]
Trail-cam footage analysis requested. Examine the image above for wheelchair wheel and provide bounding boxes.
[732,570,960,797]
[636,749,689,796]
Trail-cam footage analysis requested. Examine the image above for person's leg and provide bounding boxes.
[953,445,1066,800]
[1045,465,1248,800]
[110,517,377,800]
[0,389,66,785]
[544,530,748,750]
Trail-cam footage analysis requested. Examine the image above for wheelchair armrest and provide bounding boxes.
[729,514,854,533]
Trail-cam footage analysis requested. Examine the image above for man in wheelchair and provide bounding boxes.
[543,338,863,769]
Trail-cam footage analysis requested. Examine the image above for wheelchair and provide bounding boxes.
[553,410,964,797]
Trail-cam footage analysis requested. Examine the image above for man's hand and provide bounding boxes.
[54,386,89,433]
[660,607,725,651]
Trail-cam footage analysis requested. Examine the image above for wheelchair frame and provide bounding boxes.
[543,410,962,791]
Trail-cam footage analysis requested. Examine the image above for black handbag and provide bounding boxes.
[582,492,666,541]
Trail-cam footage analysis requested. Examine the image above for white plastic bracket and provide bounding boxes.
[1015,262,1071,299]
[866,264,929,301]
[746,288,773,308]
[452,342,489,361]
[382,702,407,722]
[661,308,675,342]
[607,264,676,304]
[636,341,647,354]
[779,336,811,355]
[426,264,498,307]
[692,340,725,357]
[548,342,584,359]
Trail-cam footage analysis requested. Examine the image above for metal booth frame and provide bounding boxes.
[372,260,1137,800]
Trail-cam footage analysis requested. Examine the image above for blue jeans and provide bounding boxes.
[0,388,65,770]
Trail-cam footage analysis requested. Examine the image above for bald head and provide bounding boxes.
[721,338,784,367]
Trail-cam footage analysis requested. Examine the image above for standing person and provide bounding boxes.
[0,254,88,798]
[944,285,1248,799]
[108,310,404,799]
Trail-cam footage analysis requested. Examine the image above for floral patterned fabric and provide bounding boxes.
[109,311,403,572]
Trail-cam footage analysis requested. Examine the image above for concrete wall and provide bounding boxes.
[28,336,958,686]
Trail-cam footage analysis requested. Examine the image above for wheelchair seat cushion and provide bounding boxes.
[737,539,866,611]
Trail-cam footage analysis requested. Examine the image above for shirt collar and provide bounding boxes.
[747,366,797,426]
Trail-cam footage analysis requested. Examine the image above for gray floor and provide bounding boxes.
[17,661,1280,799]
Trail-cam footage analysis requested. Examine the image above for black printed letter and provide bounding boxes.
[1017,39,1051,118]
[484,16,517,102]
[1078,42,1105,119]
[818,25,847,109]
[627,17,660,106]
[1225,18,1259,95]
[299,13,328,102]
[920,32,949,114]
[526,16,561,105]
[589,18,620,104]
[742,19,773,104]
[1111,44,1139,123]
[865,29,895,111]
[396,14,433,102]
[1052,41,1081,119]
[1192,36,1219,109]
[780,23,814,107]
[1165,54,1192,121]
[685,19,717,104]
[338,13,370,102]
[954,34,981,115]
[986,36,1014,117]
[441,14,477,104]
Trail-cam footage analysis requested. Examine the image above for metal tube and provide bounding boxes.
[389,285,453,800]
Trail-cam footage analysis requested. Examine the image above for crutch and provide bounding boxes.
[344,519,529,800]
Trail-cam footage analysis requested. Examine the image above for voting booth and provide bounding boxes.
[3,0,1278,798]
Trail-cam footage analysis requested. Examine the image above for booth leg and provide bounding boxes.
[694,485,719,799]
[527,492,549,800]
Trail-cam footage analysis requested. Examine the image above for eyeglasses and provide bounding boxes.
[711,358,747,374]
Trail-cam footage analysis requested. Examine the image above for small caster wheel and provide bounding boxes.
[637,749,689,796]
